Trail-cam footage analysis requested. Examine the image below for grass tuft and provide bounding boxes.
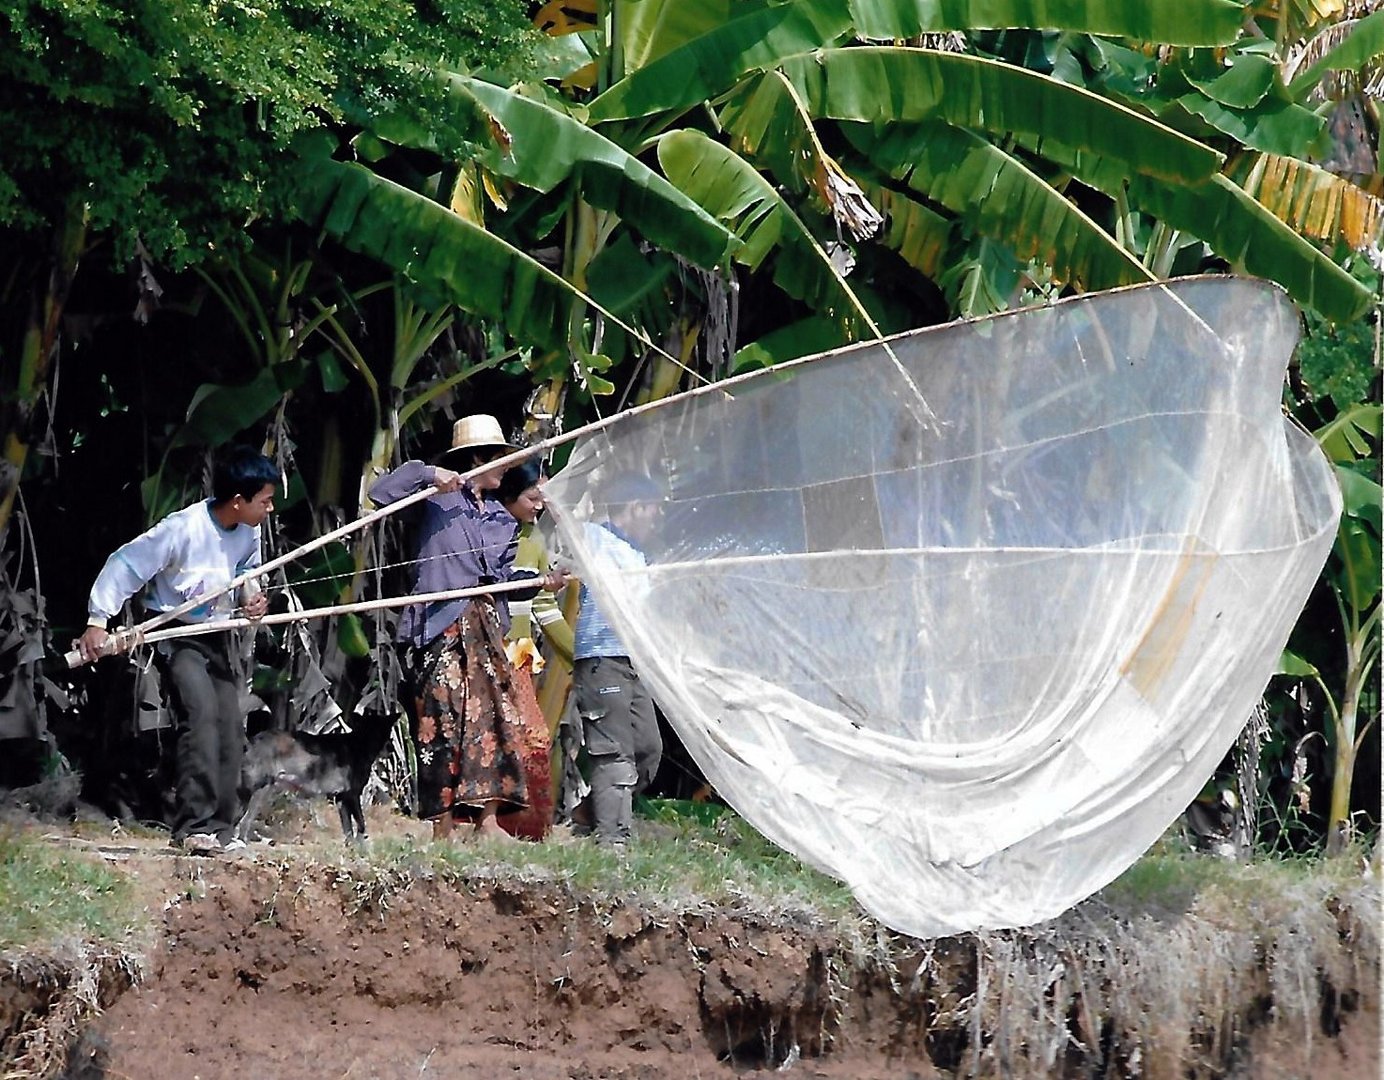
[348,808,860,931]
[0,827,141,952]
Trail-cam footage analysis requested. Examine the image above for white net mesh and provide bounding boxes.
[543,277,1340,937]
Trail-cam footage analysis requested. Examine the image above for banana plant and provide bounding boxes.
[288,0,1377,392]
[1281,402,1381,854]
[1043,5,1384,306]
[583,0,1371,344]
[1233,8,1384,276]
[287,0,1372,407]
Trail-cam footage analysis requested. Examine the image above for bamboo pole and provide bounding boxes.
[66,577,545,668]
[77,377,744,663]
[92,482,446,647]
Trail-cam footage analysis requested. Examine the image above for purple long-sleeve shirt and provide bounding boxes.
[369,460,530,647]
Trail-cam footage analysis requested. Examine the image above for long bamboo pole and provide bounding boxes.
[66,578,545,668]
[73,376,745,667]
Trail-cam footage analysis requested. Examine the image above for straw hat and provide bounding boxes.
[441,414,518,460]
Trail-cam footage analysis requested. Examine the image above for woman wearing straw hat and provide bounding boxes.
[369,414,565,842]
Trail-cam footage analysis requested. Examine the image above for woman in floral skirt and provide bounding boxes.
[369,415,564,842]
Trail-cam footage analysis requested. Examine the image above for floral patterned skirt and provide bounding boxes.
[498,656,553,840]
[412,600,528,821]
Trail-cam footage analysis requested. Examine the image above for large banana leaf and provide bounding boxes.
[848,121,1154,291]
[719,70,819,191]
[1089,50,1328,160]
[614,0,743,74]
[782,49,1222,184]
[859,180,953,279]
[657,129,879,332]
[363,74,494,155]
[590,0,854,121]
[1232,152,1384,252]
[846,0,1243,43]
[1170,92,1326,158]
[591,0,1246,121]
[175,365,303,449]
[292,159,579,350]
[1185,52,1279,110]
[1021,136,1376,321]
[460,78,737,269]
[1128,172,1375,323]
[1317,401,1383,463]
[1159,51,1328,157]
[720,71,884,241]
[733,314,852,370]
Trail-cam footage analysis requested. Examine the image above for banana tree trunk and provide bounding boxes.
[0,202,86,540]
[1326,635,1370,855]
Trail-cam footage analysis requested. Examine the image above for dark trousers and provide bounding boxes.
[155,635,244,841]
[572,655,661,844]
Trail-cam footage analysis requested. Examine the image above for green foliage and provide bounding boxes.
[1098,832,1376,915]
[850,0,1245,42]
[1287,7,1384,99]
[733,314,851,371]
[591,0,1244,121]
[1298,310,1379,412]
[457,77,736,270]
[658,128,877,331]
[293,159,577,350]
[0,0,537,265]
[0,828,139,950]
[285,542,357,607]
[1160,50,1327,157]
[848,119,1153,295]
[782,48,1224,183]
[1274,274,1382,851]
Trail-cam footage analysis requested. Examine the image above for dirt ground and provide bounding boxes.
[75,830,931,1080]
[4,811,1380,1080]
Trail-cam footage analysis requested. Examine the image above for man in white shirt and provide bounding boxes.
[77,448,277,854]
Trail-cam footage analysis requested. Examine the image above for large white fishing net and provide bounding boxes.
[542,277,1340,938]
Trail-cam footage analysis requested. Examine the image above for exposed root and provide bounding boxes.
[0,943,143,1080]
[875,870,1381,1078]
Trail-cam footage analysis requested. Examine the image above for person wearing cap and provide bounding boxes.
[368,414,565,842]
[570,472,664,848]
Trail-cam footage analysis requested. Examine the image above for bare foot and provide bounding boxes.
[474,818,517,843]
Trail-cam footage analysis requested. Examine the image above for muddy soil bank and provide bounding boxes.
[12,853,1369,1080]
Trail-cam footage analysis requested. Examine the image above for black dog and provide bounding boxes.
[235,714,396,843]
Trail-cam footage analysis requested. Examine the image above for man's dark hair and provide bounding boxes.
[604,471,662,506]
[211,448,278,504]
[496,459,543,505]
